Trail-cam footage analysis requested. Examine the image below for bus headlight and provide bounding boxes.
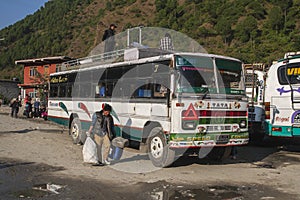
[198,126,207,133]
[239,120,247,128]
[182,121,196,130]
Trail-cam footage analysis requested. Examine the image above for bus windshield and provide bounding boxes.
[278,63,300,85]
[175,55,244,95]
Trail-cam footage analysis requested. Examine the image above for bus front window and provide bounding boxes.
[176,55,214,93]
[215,58,244,94]
[175,55,244,95]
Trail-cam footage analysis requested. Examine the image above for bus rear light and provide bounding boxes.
[272,127,282,132]
[176,103,184,107]
[232,125,239,132]
[264,102,270,120]
[199,110,208,116]
[198,126,207,133]
[239,120,247,128]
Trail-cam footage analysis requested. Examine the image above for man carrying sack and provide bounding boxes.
[87,104,115,166]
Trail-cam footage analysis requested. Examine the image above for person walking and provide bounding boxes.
[10,98,21,118]
[159,33,174,51]
[102,24,117,56]
[87,104,115,166]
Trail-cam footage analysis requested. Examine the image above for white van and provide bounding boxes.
[245,52,300,142]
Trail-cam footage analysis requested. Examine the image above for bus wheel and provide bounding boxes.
[147,127,175,167]
[206,146,231,161]
[70,117,82,144]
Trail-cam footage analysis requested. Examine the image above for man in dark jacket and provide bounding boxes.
[10,98,21,118]
[87,104,115,165]
[102,24,117,56]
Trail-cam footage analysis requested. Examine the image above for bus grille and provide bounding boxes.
[206,125,232,132]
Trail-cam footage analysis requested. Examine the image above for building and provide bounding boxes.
[0,79,20,104]
[15,56,71,101]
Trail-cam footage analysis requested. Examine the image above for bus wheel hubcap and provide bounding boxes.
[150,136,163,159]
[72,124,79,138]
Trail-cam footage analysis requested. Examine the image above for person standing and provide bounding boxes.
[33,98,40,117]
[102,24,117,55]
[10,98,21,118]
[159,33,174,51]
[24,94,29,104]
[25,96,32,118]
[87,104,115,165]
[230,146,238,160]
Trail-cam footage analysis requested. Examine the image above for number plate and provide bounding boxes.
[216,134,229,144]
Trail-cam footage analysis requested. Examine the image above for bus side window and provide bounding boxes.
[106,82,114,97]
[136,83,152,98]
[66,86,72,97]
[95,82,106,98]
[59,85,66,97]
[50,85,58,97]
[153,84,167,98]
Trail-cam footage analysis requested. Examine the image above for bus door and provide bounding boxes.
[270,96,294,137]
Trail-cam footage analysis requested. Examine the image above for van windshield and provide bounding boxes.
[278,64,300,85]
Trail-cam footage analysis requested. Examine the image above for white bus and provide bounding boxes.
[246,52,300,142]
[48,48,249,167]
[244,63,267,142]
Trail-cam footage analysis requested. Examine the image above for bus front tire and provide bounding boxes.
[70,117,84,144]
[147,127,175,168]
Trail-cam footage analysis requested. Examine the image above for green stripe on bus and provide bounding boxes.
[48,116,69,126]
[169,132,248,141]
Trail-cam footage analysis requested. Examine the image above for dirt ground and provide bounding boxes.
[1,105,300,200]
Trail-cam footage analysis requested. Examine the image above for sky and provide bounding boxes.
[0,0,49,30]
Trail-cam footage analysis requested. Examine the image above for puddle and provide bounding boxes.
[150,185,244,200]
[13,188,50,199]
[147,183,298,200]
[9,183,66,199]
[33,183,65,194]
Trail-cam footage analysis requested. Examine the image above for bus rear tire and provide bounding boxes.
[147,127,175,168]
[70,117,84,144]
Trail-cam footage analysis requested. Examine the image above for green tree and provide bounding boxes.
[247,1,265,20]
[215,17,232,45]
[235,16,258,43]
[266,6,284,33]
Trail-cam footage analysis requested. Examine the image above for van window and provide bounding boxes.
[278,64,300,85]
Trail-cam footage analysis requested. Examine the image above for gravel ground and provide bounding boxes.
[0,105,300,200]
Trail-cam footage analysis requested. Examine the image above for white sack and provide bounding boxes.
[82,136,98,163]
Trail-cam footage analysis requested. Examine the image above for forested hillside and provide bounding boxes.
[0,0,299,79]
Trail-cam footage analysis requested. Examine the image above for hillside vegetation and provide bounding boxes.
[0,0,300,79]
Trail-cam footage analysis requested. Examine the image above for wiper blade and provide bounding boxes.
[202,89,209,100]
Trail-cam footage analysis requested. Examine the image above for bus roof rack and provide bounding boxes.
[284,51,300,59]
[60,49,125,71]
[243,63,266,71]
